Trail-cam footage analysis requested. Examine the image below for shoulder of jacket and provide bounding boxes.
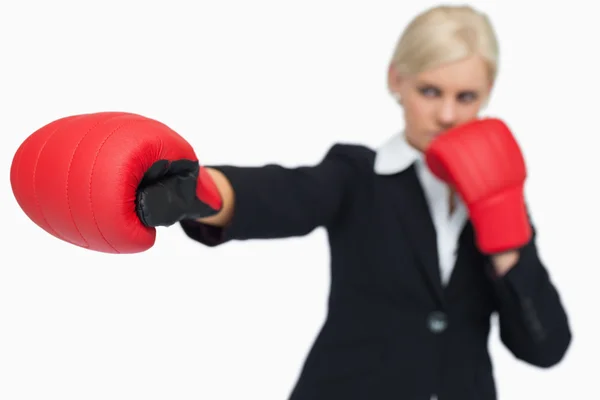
[324,142,376,166]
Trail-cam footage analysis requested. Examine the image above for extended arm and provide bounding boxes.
[179,144,370,246]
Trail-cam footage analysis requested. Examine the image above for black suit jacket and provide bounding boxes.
[180,144,571,400]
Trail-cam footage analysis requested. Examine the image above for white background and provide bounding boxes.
[1,1,598,399]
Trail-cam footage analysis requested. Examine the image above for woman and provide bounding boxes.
[136,5,571,400]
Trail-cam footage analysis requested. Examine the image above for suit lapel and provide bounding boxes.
[444,222,480,299]
[386,165,445,304]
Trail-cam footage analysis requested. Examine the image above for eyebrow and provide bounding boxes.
[415,80,438,87]
[416,81,480,93]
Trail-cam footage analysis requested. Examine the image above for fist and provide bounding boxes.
[425,118,532,254]
[10,111,199,254]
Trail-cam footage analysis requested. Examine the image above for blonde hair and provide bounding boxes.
[390,5,499,83]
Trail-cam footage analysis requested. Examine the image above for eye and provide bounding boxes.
[419,86,441,97]
[457,91,478,103]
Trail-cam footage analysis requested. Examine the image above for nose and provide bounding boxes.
[436,98,458,129]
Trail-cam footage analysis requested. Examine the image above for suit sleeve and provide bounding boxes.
[179,143,367,246]
[488,224,572,368]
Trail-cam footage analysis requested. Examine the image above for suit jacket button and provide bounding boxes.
[427,311,448,334]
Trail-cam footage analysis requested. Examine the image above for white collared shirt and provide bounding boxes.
[374,132,468,286]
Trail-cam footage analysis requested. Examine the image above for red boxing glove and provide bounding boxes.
[10,111,221,254]
[425,118,532,254]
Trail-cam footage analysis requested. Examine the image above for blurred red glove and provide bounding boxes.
[425,118,532,254]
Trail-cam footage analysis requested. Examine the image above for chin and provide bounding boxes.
[413,142,428,153]
[406,132,430,152]
[429,130,444,139]
[421,136,437,149]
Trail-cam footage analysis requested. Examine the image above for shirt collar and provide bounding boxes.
[373,131,423,175]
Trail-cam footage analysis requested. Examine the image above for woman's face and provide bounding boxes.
[388,55,492,152]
